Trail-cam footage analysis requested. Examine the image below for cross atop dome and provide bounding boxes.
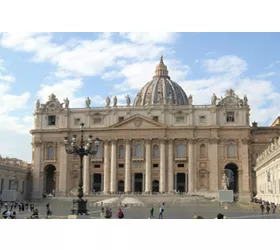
[154,55,170,79]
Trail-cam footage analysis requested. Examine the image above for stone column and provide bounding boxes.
[188,139,195,193]
[167,139,174,193]
[103,141,110,194]
[132,174,135,192]
[145,139,152,193]
[83,156,90,195]
[31,141,42,199]
[125,139,131,193]
[58,142,68,196]
[240,138,251,200]
[160,139,166,193]
[209,138,219,192]
[110,140,117,193]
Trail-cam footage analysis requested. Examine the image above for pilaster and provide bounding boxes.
[159,138,166,193]
[145,139,152,193]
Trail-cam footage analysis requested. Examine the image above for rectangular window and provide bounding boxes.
[48,115,56,125]
[118,117,124,122]
[9,180,12,190]
[94,165,100,168]
[93,118,102,124]
[74,118,81,125]
[135,163,142,168]
[152,116,159,122]
[178,164,184,168]
[176,116,184,123]
[199,116,206,124]
[22,181,25,193]
[226,112,235,122]
[153,164,159,168]
[119,164,124,168]
[267,172,271,182]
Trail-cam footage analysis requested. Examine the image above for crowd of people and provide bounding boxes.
[260,201,277,214]
[0,201,52,219]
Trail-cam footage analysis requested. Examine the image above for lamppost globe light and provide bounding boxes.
[80,122,85,129]
[64,122,100,216]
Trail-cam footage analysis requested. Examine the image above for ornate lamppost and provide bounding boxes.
[64,122,100,215]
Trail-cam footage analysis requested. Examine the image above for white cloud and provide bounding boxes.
[101,70,122,80]
[265,60,280,69]
[205,51,216,56]
[180,55,280,125]
[37,78,83,104]
[0,33,169,78]
[120,32,178,44]
[112,58,190,94]
[256,72,276,78]
[202,55,248,76]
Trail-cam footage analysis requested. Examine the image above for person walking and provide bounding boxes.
[149,207,154,219]
[260,204,265,214]
[266,204,270,214]
[100,206,104,219]
[272,203,277,214]
[158,206,164,219]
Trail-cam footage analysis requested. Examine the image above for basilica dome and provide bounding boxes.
[133,56,189,106]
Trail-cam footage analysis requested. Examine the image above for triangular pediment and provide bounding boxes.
[110,114,167,129]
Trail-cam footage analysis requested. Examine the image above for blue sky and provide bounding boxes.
[1,32,280,162]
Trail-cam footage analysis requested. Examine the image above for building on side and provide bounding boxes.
[271,116,280,127]
[255,137,280,205]
[0,156,32,201]
[30,56,254,201]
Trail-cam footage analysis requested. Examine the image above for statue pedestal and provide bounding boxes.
[71,198,89,215]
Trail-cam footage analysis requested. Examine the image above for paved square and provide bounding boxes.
[5,195,279,219]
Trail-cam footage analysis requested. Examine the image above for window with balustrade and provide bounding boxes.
[227,143,236,158]
[135,144,142,157]
[177,144,184,157]
[153,145,159,158]
[47,146,54,160]
[200,144,206,157]
[119,145,125,159]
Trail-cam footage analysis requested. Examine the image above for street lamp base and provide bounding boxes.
[71,198,89,215]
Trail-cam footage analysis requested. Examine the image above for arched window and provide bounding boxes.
[227,143,235,158]
[47,146,54,160]
[200,144,206,157]
[153,145,159,158]
[119,145,125,158]
[177,144,184,157]
[135,144,142,157]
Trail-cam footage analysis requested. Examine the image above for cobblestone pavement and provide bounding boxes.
[4,195,279,219]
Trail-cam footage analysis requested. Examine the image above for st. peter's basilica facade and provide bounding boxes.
[30,56,279,201]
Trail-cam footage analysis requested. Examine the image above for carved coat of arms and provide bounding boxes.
[134,117,142,127]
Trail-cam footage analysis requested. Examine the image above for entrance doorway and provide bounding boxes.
[134,173,143,192]
[176,173,186,192]
[118,180,124,192]
[92,174,102,192]
[152,180,159,192]
[224,163,238,193]
[44,165,56,194]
